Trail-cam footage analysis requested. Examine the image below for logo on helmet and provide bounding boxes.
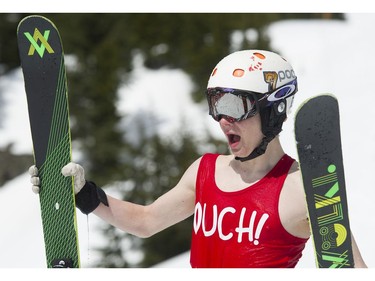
[263,71,297,102]
[278,69,296,82]
[267,83,296,102]
[263,71,278,91]
[264,69,296,88]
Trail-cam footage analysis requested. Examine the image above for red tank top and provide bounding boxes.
[190,153,308,268]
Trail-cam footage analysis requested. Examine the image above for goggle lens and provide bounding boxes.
[207,89,258,122]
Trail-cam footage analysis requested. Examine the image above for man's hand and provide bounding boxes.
[28,162,108,215]
[29,165,41,194]
[28,162,86,195]
[61,162,86,194]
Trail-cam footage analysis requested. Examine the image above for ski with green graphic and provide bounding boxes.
[294,94,354,268]
[17,15,80,268]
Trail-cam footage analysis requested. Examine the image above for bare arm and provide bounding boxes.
[93,157,202,238]
[352,233,367,268]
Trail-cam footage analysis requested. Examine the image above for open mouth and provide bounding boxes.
[227,133,241,147]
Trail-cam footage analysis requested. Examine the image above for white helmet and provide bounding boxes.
[206,50,298,161]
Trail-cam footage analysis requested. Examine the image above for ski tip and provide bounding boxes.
[298,93,336,106]
[294,93,338,117]
[17,15,58,34]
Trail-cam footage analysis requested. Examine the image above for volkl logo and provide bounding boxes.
[24,28,54,58]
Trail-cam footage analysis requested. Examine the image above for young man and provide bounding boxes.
[30,50,367,268]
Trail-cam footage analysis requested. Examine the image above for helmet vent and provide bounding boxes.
[232,68,244,77]
[253,52,266,59]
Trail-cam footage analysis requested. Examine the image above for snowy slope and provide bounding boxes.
[0,13,374,268]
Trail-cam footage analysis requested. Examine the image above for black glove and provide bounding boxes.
[75,180,109,215]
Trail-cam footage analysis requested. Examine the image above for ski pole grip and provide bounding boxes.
[75,180,109,215]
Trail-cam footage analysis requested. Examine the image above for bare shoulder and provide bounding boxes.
[286,160,303,186]
[177,155,204,191]
[284,160,307,209]
[279,160,310,239]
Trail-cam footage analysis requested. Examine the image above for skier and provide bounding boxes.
[29,49,367,268]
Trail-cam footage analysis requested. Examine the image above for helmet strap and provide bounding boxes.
[235,103,286,162]
[235,134,273,161]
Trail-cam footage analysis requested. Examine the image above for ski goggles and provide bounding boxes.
[206,79,297,123]
[206,88,260,123]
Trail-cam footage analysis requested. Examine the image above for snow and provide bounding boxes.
[1,13,374,272]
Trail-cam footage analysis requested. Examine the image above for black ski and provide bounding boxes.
[17,15,80,268]
[295,94,354,268]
